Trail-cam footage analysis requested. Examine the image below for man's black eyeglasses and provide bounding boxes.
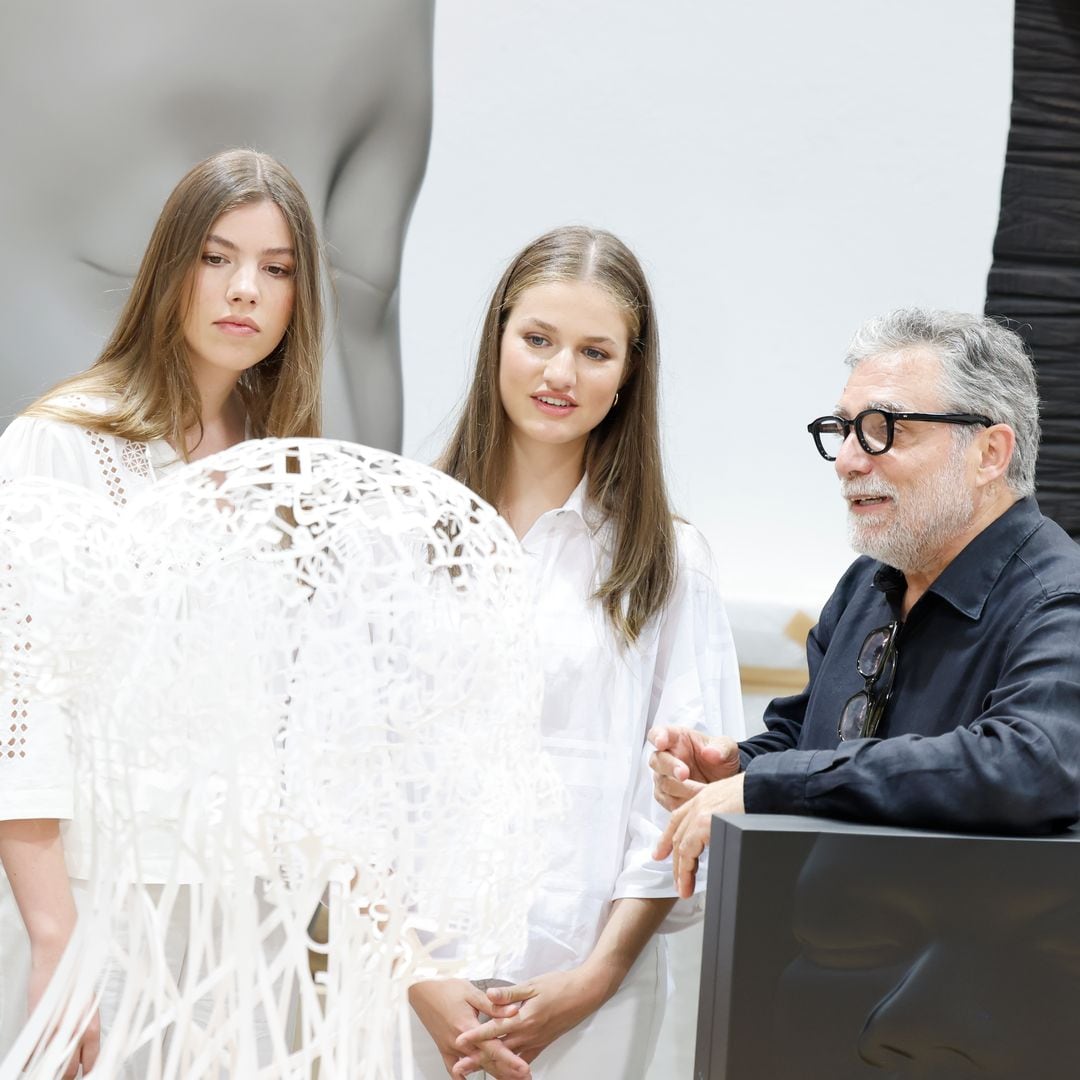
[807,409,994,461]
[839,622,899,741]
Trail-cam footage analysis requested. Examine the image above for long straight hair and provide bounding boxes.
[438,226,676,645]
[27,148,323,449]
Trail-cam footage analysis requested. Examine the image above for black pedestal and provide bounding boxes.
[694,815,1080,1079]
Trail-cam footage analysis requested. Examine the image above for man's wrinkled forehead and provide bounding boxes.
[835,347,945,417]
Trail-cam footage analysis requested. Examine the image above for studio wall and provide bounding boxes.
[401,0,1015,614]
[0,1,1016,613]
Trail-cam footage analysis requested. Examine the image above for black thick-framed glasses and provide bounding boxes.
[838,622,899,741]
[807,409,994,461]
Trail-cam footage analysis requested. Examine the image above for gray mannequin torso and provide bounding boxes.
[0,0,434,447]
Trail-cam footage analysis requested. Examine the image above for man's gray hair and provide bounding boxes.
[845,309,1041,498]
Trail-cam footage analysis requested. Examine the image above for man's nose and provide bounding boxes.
[834,427,872,479]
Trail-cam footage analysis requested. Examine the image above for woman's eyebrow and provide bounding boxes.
[204,233,294,257]
[519,317,615,346]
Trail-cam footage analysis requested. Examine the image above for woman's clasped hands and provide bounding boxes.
[450,967,607,1078]
[411,963,607,1079]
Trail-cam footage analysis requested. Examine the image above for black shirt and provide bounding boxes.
[742,497,1080,832]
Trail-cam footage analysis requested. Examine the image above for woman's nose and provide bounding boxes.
[228,265,259,306]
[543,346,576,389]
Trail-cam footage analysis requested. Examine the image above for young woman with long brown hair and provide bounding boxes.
[0,147,323,1074]
[409,227,745,1079]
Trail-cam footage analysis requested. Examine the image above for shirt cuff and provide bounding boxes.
[743,750,832,815]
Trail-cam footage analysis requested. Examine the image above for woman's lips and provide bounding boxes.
[532,395,576,416]
[214,320,259,336]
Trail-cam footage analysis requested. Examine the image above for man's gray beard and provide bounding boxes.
[845,447,975,573]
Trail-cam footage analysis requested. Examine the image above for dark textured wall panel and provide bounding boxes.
[986,0,1080,536]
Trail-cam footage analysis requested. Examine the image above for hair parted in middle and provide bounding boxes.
[438,225,676,645]
[28,147,323,452]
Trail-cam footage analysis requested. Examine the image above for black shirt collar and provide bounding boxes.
[871,497,1044,620]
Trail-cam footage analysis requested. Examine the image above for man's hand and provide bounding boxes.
[653,774,746,898]
[452,967,604,1075]
[409,978,529,1079]
[648,726,741,811]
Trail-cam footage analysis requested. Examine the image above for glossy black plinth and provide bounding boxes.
[694,815,1080,1080]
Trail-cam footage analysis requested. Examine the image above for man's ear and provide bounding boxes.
[976,423,1016,489]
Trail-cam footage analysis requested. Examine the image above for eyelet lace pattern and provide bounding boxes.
[120,438,152,480]
[5,613,29,760]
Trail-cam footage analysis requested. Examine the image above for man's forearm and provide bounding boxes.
[744,721,1077,833]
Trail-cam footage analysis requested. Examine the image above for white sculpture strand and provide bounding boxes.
[0,439,558,1079]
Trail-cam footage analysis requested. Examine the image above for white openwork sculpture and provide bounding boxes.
[0,440,557,1079]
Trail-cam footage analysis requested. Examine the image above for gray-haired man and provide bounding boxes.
[651,310,1080,896]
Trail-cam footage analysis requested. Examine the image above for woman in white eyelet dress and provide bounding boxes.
[407,227,745,1080]
[0,146,324,1077]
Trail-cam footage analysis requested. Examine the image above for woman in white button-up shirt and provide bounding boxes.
[409,227,745,1079]
[0,148,324,1075]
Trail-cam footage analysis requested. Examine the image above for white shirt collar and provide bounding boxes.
[520,473,608,551]
[561,473,590,521]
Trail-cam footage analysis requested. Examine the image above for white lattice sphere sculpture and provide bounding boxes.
[0,439,558,1080]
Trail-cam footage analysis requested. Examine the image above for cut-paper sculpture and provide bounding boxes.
[0,439,557,1079]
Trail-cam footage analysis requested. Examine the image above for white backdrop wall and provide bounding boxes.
[400,0,1014,616]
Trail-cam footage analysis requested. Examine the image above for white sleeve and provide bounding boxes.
[612,523,744,926]
[0,417,89,820]
[0,414,95,486]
